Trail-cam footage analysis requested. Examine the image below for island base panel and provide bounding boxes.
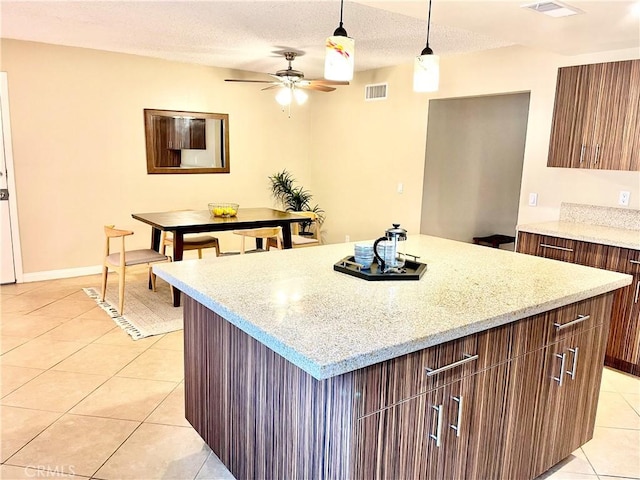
[183,293,613,480]
[183,296,355,480]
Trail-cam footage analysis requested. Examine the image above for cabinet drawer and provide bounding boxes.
[517,232,576,263]
[354,323,511,417]
[511,295,613,357]
[537,235,576,262]
[546,297,604,344]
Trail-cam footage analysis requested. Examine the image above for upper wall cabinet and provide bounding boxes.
[547,59,640,171]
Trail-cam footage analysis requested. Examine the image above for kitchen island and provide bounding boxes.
[154,235,631,480]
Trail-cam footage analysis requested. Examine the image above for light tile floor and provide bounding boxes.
[1,275,639,479]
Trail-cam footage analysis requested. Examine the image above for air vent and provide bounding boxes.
[365,83,388,101]
[522,1,583,17]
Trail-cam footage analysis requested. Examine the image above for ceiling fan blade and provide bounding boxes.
[308,80,350,86]
[299,84,336,92]
[224,79,275,84]
[261,85,281,91]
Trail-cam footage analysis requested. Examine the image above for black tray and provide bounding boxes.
[333,256,427,281]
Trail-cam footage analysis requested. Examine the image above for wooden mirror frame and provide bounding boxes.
[144,109,230,174]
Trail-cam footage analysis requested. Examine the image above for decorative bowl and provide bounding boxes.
[208,202,239,217]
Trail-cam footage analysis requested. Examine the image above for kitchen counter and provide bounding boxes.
[517,221,640,250]
[154,234,630,380]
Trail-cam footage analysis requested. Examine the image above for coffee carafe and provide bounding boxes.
[373,224,407,273]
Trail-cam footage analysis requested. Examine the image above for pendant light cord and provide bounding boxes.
[420,0,434,55]
[426,0,432,48]
[333,0,348,36]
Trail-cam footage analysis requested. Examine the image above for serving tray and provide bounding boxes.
[333,256,427,281]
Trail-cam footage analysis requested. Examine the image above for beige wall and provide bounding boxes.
[311,45,640,244]
[1,40,313,277]
[2,39,639,277]
[420,93,530,244]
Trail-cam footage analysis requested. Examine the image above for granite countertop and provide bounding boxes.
[154,235,631,380]
[517,221,640,250]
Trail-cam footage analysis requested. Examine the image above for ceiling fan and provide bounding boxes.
[224,51,349,93]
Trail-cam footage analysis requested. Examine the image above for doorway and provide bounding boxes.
[1,73,21,284]
[420,92,530,248]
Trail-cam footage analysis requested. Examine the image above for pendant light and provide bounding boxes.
[324,0,354,81]
[413,0,440,92]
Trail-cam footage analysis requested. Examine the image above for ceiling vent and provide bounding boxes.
[365,83,388,101]
[522,1,583,17]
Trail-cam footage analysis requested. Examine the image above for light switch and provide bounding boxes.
[528,193,538,207]
[397,182,404,194]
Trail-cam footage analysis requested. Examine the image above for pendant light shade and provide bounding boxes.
[413,0,440,92]
[324,0,354,81]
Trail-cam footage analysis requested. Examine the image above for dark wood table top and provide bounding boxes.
[132,208,305,233]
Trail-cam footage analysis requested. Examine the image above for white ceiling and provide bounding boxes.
[1,1,639,80]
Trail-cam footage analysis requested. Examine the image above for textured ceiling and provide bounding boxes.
[1,1,639,80]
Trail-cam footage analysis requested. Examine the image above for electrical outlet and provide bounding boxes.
[528,193,538,207]
[345,235,350,243]
[619,191,631,206]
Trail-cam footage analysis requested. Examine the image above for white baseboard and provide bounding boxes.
[21,265,103,283]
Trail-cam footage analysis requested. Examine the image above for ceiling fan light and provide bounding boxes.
[324,35,354,81]
[276,87,292,106]
[293,88,308,105]
[413,53,440,92]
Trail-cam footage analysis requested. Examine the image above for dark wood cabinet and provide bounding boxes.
[184,293,614,480]
[531,324,608,477]
[518,231,639,376]
[605,247,640,374]
[547,59,640,171]
[167,117,206,150]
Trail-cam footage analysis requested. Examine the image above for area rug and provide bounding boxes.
[83,279,182,340]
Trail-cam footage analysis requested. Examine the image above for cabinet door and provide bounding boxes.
[592,60,638,170]
[354,378,474,480]
[500,348,546,480]
[621,60,640,170]
[531,325,608,477]
[548,65,596,168]
[605,248,640,369]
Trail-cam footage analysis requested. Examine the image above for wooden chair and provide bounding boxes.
[233,227,283,254]
[101,225,171,315]
[268,211,321,249]
[160,231,220,259]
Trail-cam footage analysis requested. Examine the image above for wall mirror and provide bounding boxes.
[144,109,230,174]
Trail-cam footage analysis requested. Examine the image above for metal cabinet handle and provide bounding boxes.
[566,347,579,380]
[579,144,586,164]
[540,243,574,253]
[554,314,590,330]
[635,280,640,304]
[553,352,566,386]
[594,144,600,164]
[450,396,463,437]
[630,260,640,265]
[430,404,443,447]
[425,354,479,377]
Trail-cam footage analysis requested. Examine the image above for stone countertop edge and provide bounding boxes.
[517,221,640,250]
[154,264,630,381]
[165,273,627,381]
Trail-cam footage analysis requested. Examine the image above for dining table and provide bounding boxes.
[132,207,305,306]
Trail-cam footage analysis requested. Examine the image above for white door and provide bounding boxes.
[0,73,17,284]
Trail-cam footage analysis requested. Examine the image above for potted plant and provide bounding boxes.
[268,170,325,235]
